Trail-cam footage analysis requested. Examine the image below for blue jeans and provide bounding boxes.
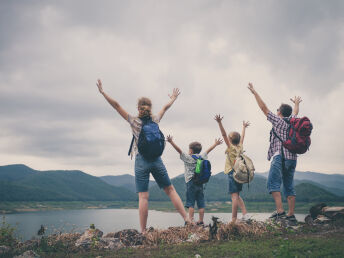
[134,154,171,193]
[228,170,243,194]
[267,155,297,196]
[185,180,205,209]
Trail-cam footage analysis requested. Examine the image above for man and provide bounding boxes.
[248,82,302,222]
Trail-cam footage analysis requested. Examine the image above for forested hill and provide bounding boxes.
[0,164,137,201]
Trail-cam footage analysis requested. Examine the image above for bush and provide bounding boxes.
[0,216,18,248]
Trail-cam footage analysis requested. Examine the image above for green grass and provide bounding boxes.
[34,233,344,257]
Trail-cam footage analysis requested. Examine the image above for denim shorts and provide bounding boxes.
[267,155,297,196]
[185,180,205,209]
[134,153,172,193]
[228,170,243,194]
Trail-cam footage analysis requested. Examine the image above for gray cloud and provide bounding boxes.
[0,0,343,176]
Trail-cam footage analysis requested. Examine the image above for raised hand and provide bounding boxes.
[290,96,302,104]
[243,121,250,128]
[247,82,255,94]
[215,138,223,146]
[96,79,104,94]
[168,88,181,101]
[166,135,173,143]
[214,114,224,123]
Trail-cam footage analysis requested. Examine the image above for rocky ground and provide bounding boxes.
[1,205,343,258]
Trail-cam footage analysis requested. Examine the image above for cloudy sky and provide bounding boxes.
[1,0,343,177]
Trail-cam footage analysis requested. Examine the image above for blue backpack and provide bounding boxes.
[192,155,212,185]
[128,117,165,161]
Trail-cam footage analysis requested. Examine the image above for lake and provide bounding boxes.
[4,209,306,241]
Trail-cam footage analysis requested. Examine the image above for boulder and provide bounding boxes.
[322,207,344,219]
[113,229,144,246]
[314,215,331,224]
[75,228,103,249]
[100,237,124,250]
[310,203,327,219]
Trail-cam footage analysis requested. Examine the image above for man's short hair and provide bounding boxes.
[279,104,292,117]
[189,142,202,154]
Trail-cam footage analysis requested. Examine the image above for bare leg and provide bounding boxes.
[287,196,295,216]
[231,193,239,223]
[138,192,149,233]
[271,191,284,213]
[198,208,205,223]
[188,207,195,222]
[238,196,247,215]
[164,185,189,222]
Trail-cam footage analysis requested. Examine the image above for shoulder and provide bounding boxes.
[128,114,138,124]
[152,115,161,123]
[267,111,280,123]
[201,152,208,160]
[180,152,193,162]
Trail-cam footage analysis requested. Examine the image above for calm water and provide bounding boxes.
[4,209,306,241]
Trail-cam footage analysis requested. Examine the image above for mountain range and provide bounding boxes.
[1,164,343,202]
[0,164,136,201]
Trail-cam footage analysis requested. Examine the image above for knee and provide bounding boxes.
[139,192,149,201]
[164,185,175,195]
[231,194,239,201]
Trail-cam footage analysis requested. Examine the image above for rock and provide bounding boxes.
[305,214,314,225]
[187,233,200,242]
[0,245,10,255]
[310,203,327,219]
[75,228,103,249]
[113,229,144,246]
[100,237,124,250]
[322,207,344,219]
[314,215,331,224]
[14,250,40,258]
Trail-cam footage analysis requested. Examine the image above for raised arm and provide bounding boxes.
[97,79,128,120]
[247,83,270,116]
[157,88,180,120]
[214,114,231,148]
[240,121,250,145]
[205,138,223,154]
[290,96,302,116]
[166,135,182,154]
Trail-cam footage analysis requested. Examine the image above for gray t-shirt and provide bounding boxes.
[127,114,162,156]
[180,152,208,183]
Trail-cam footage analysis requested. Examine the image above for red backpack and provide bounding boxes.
[283,117,313,154]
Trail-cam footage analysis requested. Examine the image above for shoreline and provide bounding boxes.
[2,200,344,215]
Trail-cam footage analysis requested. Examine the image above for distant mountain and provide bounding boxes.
[0,165,137,201]
[258,171,344,196]
[1,164,342,203]
[100,174,156,192]
[149,172,343,202]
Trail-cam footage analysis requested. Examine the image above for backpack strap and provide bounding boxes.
[128,116,152,158]
[191,155,202,160]
[128,135,135,157]
[271,129,286,170]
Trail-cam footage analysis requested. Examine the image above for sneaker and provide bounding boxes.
[241,214,252,221]
[196,221,204,226]
[269,211,286,219]
[286,215,297,223]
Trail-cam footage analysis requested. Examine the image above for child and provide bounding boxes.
[96,79,190,233]
[167,135,223,225]
[214,114,250,223]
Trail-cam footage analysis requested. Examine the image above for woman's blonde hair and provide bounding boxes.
[138,97,152,118]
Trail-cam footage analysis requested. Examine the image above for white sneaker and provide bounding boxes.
[241,213,251,221]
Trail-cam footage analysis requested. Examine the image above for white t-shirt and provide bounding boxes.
[180,152,208,183]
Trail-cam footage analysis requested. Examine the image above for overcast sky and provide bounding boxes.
[1,0,343,177]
